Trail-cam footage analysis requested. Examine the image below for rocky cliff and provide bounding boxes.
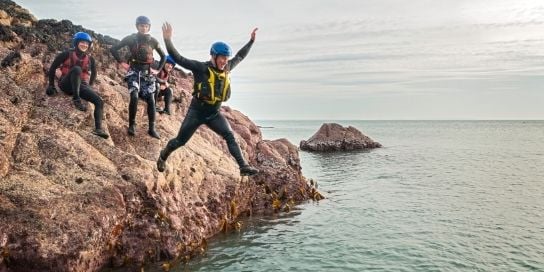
[0,1,320,271]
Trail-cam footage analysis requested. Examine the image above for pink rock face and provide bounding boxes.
[0,2,318,271]
[300,123,382,152]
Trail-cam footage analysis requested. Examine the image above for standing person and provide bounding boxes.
[110,15,166,139]
[156,22,259,176]
[154,55,176,115]
[46,31,109,139]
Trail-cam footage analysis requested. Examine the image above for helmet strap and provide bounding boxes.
[212,55,218,69]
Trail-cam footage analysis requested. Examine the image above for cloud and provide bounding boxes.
[15,0,544,119]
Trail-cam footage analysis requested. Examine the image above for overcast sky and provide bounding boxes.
[17,0,544,120]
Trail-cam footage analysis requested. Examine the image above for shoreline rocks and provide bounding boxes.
[0,1,320,270]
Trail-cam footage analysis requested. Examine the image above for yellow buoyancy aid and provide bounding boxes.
[194,67,231,104]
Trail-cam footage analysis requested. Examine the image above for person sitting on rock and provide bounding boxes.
[156,22,259,176]
[154,55,176,115]
[46,31,109,139]
[109,15,166,139]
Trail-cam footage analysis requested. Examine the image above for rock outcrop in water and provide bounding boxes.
[300,123,382,152]
[0,0,320,270]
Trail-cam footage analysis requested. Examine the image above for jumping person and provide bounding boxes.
[46,31,109,139]
[110,15,166,139]
[156,22,259,176]
[155,55,176,115]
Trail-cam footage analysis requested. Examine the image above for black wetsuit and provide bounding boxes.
[160,37,254,168]
[155,68,173,114]
[47,49,104,130]
[110,33,166,135]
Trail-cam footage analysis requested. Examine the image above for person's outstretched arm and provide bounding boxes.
[229,27,258,70]
[162,22,206,72]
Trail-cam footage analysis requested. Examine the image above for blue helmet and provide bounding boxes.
[135,16,151,25]
[72,32,92,47]
[165,55,176,65]
[210,41,232,57]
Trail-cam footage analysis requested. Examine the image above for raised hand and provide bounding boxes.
[162,22,173,40]
[250,27,258,41]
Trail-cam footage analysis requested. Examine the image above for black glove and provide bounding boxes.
[46,85,57,96]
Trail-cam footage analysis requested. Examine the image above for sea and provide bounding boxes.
[147,120,543,272]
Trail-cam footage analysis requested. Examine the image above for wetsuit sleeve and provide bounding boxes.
[109,35,132,63]
[89,57,97,86]
[228,39,254,71]
[164,38,207,73]
[155,71,167,84]
[47,51,69,86]
[152,37,166,71]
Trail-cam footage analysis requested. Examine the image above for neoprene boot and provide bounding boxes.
[73,99,87,112]
[240,165,259,176]
[157,149,166,172]
[128,121,136,136]
[92,128,109,139]
[148,122,160,139]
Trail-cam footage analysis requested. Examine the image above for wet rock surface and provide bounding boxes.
[0,1,318,271]
[300,123,382,152]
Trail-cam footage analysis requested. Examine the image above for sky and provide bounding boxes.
[15,0,544,120]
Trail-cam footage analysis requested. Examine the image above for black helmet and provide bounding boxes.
[135,16,151,25]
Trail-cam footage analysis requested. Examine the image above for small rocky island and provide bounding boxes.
[300,123,382,152]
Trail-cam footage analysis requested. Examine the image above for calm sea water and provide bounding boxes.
[159,120,544,272]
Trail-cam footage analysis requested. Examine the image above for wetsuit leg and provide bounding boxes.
[59,67,87,111]
[69,66,83,101]
[128,88,138,126]
[161,108,203,160]
[58,74,73,95]
[78,84,104,129]
[206,112,247,167]
[145,93,156,124]
[57,66,84,100]
[145,93,160,138]
[59,66,83,97]
[163,87,173,113]
[154,84,160,109]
